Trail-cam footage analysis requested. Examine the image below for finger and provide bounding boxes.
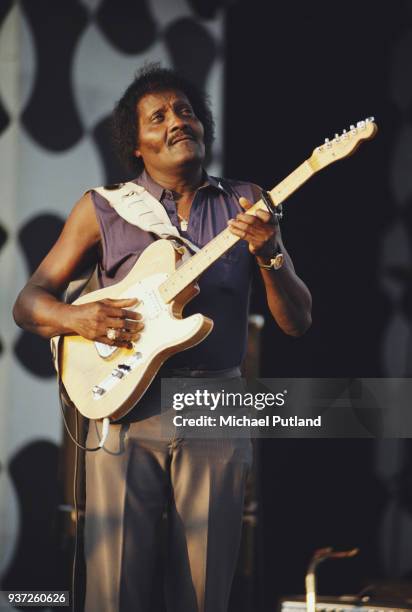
[117,329,142,342]
[116,331,141,347]
[121,308,143,320]
[228,225,248,240]
[255,209,272,224]
[228,221,250,237]
[106,318,145,332]
[103,298,140,308]
[96,335,134,349]
[229,219,265,235]
[94,334,133,348]
[234,213,257,225]
[228,218,256,232]
[123,320,145,333]
[239,196,253,210]
[97,331,142,348]
[102,307,142,320]
[120,321,145,334]
[234,211,271,226]
[104,297,139,305]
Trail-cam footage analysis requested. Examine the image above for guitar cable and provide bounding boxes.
[72,408,80,612]
[58,386,111,612]
[58,385,110,451]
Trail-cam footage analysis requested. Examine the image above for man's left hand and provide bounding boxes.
[227,196,278,258]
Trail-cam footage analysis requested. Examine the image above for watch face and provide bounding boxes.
[272,253,284,270]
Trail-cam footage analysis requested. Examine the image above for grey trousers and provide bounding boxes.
[83,381,252,612]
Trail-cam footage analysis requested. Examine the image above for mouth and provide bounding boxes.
[170,135,196,146]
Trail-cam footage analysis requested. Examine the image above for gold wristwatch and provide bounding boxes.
[257,246,284,270]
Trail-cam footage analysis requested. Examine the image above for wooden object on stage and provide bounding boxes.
[280,596,412,612]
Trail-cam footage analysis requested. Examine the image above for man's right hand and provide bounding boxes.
[68,297,144,349]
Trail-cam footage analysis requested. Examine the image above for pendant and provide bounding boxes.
[180,218,188,231]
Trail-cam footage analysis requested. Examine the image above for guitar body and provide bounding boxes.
[56,239,213,421]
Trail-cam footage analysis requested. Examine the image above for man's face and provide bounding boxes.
[134,90,205,174]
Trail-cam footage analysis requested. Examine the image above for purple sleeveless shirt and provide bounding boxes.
[91,170,261,370]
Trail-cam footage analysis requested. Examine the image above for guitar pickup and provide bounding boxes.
[92,353,143,400]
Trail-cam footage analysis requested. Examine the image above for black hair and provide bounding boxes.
[112,63,215,174]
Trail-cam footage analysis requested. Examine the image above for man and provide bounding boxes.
[13,65,312,611]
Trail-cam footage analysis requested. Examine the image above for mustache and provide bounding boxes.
[168,128,196,146]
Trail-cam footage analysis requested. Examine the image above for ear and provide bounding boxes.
[134,148,141,159]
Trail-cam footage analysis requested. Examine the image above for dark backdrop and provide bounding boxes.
[225,0,395,379]
[225,1,412,609]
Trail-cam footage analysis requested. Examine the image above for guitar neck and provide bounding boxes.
[159,159,315,303]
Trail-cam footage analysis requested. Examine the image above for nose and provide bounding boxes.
[169,110,188,132]
[167,113,192,145]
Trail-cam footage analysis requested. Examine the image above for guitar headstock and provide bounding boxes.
[310,117,377,171]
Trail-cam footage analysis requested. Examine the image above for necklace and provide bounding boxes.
[177,213,188,231]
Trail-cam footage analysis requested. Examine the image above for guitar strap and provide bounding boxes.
[94,181,199,254]
[62,181,199,302]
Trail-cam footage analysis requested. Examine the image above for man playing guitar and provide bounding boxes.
[13,65,312,612]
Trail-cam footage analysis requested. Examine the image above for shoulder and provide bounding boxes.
[69,190,96,219]
[86,179,141,211]
[62,191,100,245]
[86,183,120,208]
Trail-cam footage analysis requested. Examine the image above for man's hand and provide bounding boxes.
[68,297,144,348]
[227,196,278,258]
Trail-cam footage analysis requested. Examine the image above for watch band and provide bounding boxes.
[257,245,284,270]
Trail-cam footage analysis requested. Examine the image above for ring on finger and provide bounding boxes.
[106,327,118,341]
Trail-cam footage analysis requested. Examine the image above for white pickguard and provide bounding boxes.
[94,272,170,358]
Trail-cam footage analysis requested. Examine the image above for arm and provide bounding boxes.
[228,197,312,337]
[13,193,143,348]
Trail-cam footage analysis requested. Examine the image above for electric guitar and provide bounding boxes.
[52,118,377,421]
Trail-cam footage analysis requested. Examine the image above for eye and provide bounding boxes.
[179,106,194,117]
[151,112,164,123]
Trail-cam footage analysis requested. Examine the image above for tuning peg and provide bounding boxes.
[365,116,375,123]
[334,133,340,141]
[324,137,332,148]
[357,120,365,129]
[342,129,348,139]
[350,124,356,132]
